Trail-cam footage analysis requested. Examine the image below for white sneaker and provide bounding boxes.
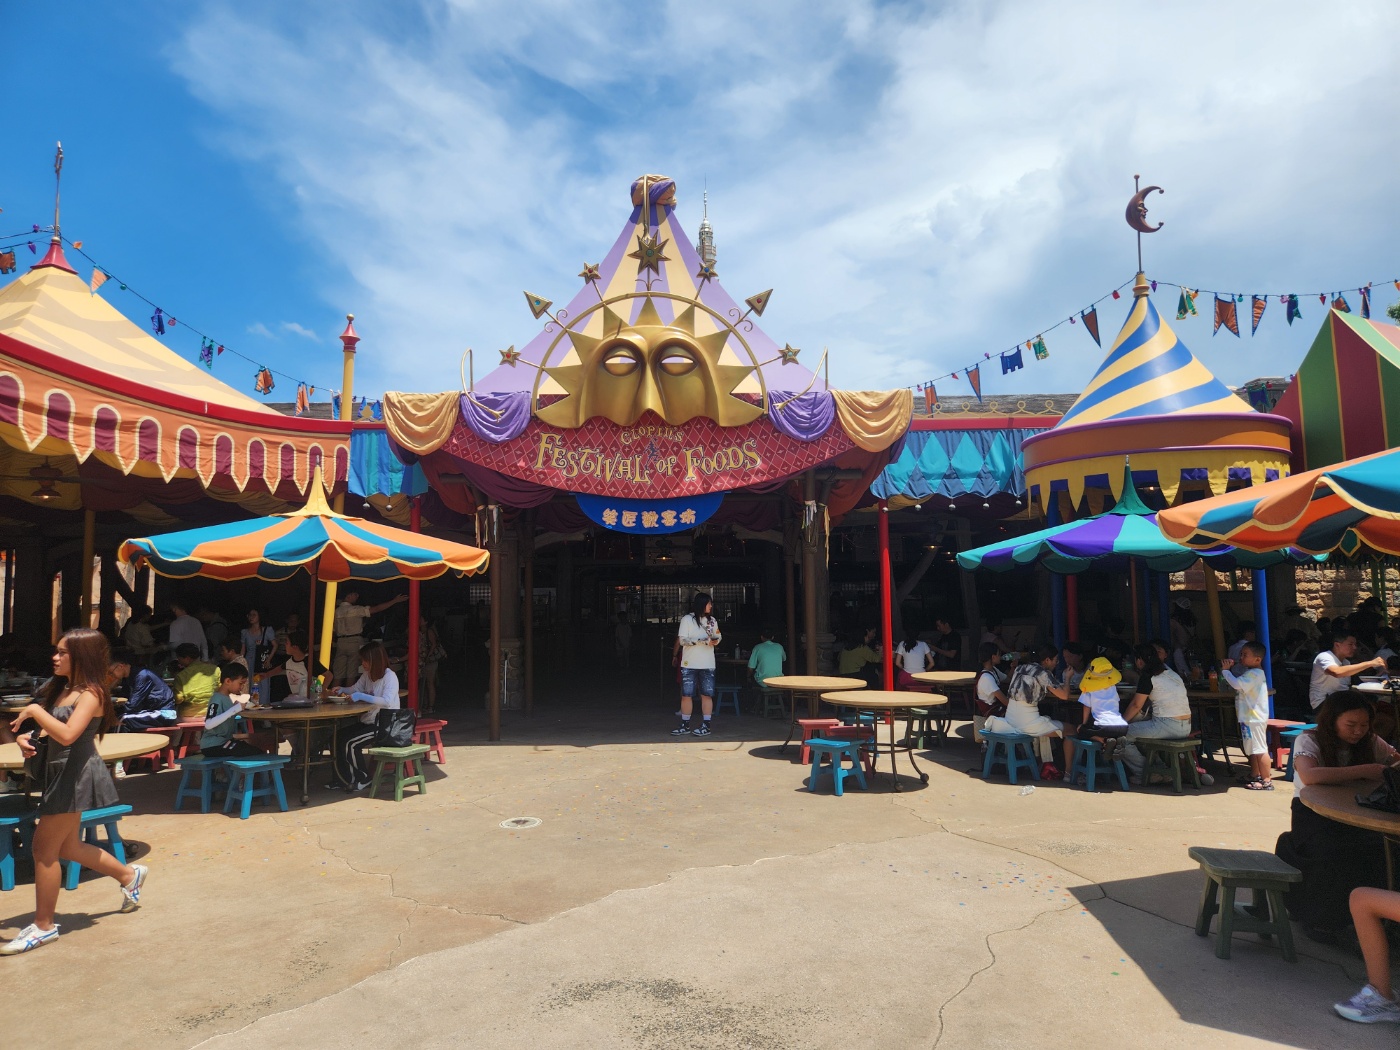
[120,865,148,913]
[0,778,21,794]
[0,924,59,955]
[1335,985,1400,1024]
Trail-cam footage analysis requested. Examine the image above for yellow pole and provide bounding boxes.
[1202,563,1226,664]
[79,508,95,628]
[319,315,359,675]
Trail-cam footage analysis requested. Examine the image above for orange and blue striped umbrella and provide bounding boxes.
[119,470,488,582]
[1158,447,1400,556]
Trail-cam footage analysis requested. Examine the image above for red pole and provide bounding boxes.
[407,497,421,713]
[1065,574,1080,642]
[878,499,894,690]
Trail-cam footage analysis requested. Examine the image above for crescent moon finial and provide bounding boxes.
[1125,185,1164,234]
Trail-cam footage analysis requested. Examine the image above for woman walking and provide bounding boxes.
[3,629,147,955]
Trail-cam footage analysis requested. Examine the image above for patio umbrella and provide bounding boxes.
[1157,446,1400,556]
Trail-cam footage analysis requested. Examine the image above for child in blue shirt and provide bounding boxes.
[199,663,264,758]
[1222,641,1271,790]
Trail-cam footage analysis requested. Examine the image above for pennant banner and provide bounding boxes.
[1332,293,1351,313]
[1176,289,1198,319]
[150,307,165,335]
[90,269,109,294]
[1250,295,1266,335]
[255,367,275,395]
[1000,348,1024,375]
[1213,295,1239,337]
[923,384,936,414]
[1080,307,1100,346]
[966,364,982,403]
[1285,294,1302,326]
[1360,285,1371,319]
[1032,336,1048,361]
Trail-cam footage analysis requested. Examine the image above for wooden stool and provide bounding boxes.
[223,756,291,819]
[173,719,205,761]
[759,688,785,719]
[796,718,842,764]
[62,804,133,890]
[174,754,227,814]
[805,738,868,796]
[903,707,944,749]
[1139,738,1204,794]
[714,684,742,716]
[1188,846,1302,962]
[979,731,1039,785]
[129,726,178,773]
[1069,739,1129,792]
[823,724,876,775]
[1278,725,1315,782]
[413,718,448,763]
[1266,718,1306,769]
[368,745,430,800]
[0,807,36,891]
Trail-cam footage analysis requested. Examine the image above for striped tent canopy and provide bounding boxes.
[119,468,488,582]
[869,427,1047,508]
[1157,446,1400,556]
[1271,310,1400,471]
[1022,274,1291,512]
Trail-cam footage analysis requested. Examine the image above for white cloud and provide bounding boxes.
[280,321,318,341]
[170,0,1400,399]
[245,321,274,339]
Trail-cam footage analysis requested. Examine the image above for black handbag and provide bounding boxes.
[373,709,416,748]
[1357,765,1400,814]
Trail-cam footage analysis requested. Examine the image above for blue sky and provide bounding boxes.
[5,1,1399,405]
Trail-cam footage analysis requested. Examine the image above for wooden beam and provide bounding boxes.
[523,510,535,717]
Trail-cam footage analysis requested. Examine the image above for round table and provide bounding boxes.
[0,732,170,771]
[1298,781,1400,889]
[820,689,947,790]
[762,676,865,750]
[910,670,976,718]
[242,703,374,803]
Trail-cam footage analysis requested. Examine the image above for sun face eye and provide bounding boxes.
[657,345,697,376]
[602,348,641,376]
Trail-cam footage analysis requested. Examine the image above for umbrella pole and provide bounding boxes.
[407,497,421,714]
[1252,568,1274,706]
[1129,558,1140,646]
[308,567,318,681]
[1065,575,1079,642]
[878,500,894,690]
[1203,564,1226,665]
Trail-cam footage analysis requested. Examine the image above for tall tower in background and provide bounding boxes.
[697,190,716,269]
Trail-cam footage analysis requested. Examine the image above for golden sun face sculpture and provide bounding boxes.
[537,296,763,428]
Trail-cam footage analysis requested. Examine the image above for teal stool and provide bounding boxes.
[806,738,868,796]
[1070,739,1129,792]
[0,807,36,891]
[979,731,1039,784]
[223,756,291,819]
[759,688,786,719]
[174,754,227,813]
[1280,725,1316,783]
[715,684,742,716]
[61,805,132,890]
[904,707,945,749]
[1189,846,1302,961]
[1139,738,1204,794]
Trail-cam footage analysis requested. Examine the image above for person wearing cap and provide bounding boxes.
[1118,643,1195,785]
[1073,657,1131,766]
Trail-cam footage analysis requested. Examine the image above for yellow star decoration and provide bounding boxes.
[780,343,801,364]
[696,263,718,283]
[579,263,602,283]
[628,233,670,277]
[500,345,521,366]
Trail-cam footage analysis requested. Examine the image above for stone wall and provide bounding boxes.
[1291,563,1400,621]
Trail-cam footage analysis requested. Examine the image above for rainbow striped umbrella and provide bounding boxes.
[1157,446,1400,556]
[118,469,489,583]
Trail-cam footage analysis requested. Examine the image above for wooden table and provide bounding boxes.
[242,703,374,804]
[1298,781,1400,890]
[910,671,976,719]
[1188,689,1245,770]
[763,676,866,751]
[820,690,947,791]
[0,732,170,771]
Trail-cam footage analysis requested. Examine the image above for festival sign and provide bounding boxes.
[575,491,724,534]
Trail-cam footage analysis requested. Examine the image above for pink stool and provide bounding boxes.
[174,719,205,761]
[797,718,842,765]
[1266,718,1305,769]
[414,718,447,763]
[824,723,877,775]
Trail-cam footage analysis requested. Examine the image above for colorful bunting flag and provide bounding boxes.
[217,344,225,355]
[923,384,936,414]
[198,340,213,370]
[1213,295,1240,337]
[150,308,165,335]
[1080,307,1100,346]
[1176,289,1198,319]
[1247,388,1269,410]
[89,269,108,293]
[1332,293,1351,313]
[331,392,341,418]
[1250,295,1267,335]
[1285,294,1302,325]
[0,251,15,275]
[295,383,309,416]
[1000,348,1024,375]
[1111,289,1121,299]
[254,367,275,395]
[1360,285,1371,319]
[26,242,36,254]
[1032,336,1048,360]
[966,364,982,403]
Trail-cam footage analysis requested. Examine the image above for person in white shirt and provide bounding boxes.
[332,590,407,685]
[672,592,721,737]
[1309,633,1385,710]
[167,601,207,661]
[1226,621,1256,664]
[1120,643,1195,784]
[894,627,932,689]
[1222,642,1272,790]
[328,641,400,791]
[1074,657,1130,763]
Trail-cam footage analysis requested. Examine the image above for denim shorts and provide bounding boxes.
[680,667,716,699]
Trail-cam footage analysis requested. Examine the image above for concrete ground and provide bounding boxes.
[0,690,1384,1050]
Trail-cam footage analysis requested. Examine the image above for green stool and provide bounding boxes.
[1188,846,1301,962]
[367,745,430,801]
[1140,738,1204,794]
[902,707,945,749]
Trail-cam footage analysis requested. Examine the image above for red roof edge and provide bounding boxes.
[31,238,76,275]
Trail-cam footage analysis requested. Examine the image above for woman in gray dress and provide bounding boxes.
[1,629,147,955]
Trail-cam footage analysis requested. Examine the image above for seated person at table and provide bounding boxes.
[1060,642,1088,693]
[1276,691,1397,944]
[1375,629,1397,663]
[328,641,401,792]
[837,628,880,688]
[217,641,248,673]
[1222,641,1273,790]
[1226,621,1256,664]
[1074,657,1130,763]
[747,628,787,689]
[894,627,932,688]
[985,646,1068,780]
[1310,632,1386,711]
[263,632,325,704]
[971,643,1009,758]
[109,647,176,731]
[930,617,961,671]
[1334,888,1400,1024]
[171,643,219,720]
[199,663,264,759]
[1119,643,1193,784]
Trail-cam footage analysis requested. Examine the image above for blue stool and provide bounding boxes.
[759,689,786,719]
[223,756,291,819]
[806,738,868,796]
[1070,739,1129,792]
[979,731,1039,784]
[715,684,742,716]
[174,754,228,814]
[841,712,878,727]
[0,807,36,891]
[62,804,132,890]
[1281,725,1316,782]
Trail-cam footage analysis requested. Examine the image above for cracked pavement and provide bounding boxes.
[0,701,1385,1049]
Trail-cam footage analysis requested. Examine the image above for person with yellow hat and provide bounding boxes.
[1074,657,1131,766]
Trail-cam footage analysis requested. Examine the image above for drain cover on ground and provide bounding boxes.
[500,817,542,829]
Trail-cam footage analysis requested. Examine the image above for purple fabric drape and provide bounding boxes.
[767,390,835,442]
[453,461,557,508]
[460,391,533,444]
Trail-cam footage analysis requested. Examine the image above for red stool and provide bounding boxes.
[129,726,178,772]
[174,719,205,761]
[414,718,447,763]
[797,718,842,765]
[824,723,877,775]
[1266,718,1305,769]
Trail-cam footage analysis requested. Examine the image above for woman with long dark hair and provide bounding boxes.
[1119,642,1192,785]
[673,592,721,737]
[2,630,147,955]
[329,641,400,791]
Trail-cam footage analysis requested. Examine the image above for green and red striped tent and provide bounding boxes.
[1272,309,1400,471]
